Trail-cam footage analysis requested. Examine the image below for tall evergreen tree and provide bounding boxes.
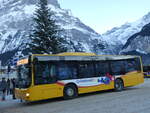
[29,0,67,54]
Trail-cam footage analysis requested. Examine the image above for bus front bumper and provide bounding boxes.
[15,88,30,101]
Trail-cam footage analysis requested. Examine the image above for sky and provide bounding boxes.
[58,0,150,34]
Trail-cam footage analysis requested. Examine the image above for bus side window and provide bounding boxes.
[35,62,46,85]
[125,59,137,73]
[35,62,56,85]
[57,63,70,80]
[50,65,56,78]
[110,61,125,75]
[70,66,78,79]
[78,62,95,78]
[56,62,77,80]
[134,58,141,71]
[95,62,110,77]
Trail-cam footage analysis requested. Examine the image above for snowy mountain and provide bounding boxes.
[0,0,106,65]
[120,23,150,65]
[102,12,150,54]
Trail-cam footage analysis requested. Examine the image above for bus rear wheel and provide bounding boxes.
[64,84,78,99]
[114,79,124,91]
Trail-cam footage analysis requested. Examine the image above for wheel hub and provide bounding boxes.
[67,88,74,96]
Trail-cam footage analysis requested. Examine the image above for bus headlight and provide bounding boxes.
[26,93,30,97]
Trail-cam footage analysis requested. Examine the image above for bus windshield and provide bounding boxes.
[16,64,31,88]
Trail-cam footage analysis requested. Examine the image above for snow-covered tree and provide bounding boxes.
[29,0,67,54]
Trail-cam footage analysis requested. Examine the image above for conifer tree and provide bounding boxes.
[29,0,67,54]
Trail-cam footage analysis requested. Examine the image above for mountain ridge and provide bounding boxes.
[102,12,150,54]
[0,0,106,65]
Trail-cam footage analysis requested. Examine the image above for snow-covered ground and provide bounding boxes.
[0,94,20,110]
[0,78,150,113]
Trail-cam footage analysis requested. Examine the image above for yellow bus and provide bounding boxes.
[15,52,144,101]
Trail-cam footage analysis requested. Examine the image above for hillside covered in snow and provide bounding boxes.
[102,12,150,55]
[0,0,150,65]
[120,23,150,65]
[0,0,107,65]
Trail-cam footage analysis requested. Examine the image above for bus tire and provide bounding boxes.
[63,84,78,99]
[114,79,124,91]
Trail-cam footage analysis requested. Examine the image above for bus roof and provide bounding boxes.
[57,52,96,56]
[32,53,139,61]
